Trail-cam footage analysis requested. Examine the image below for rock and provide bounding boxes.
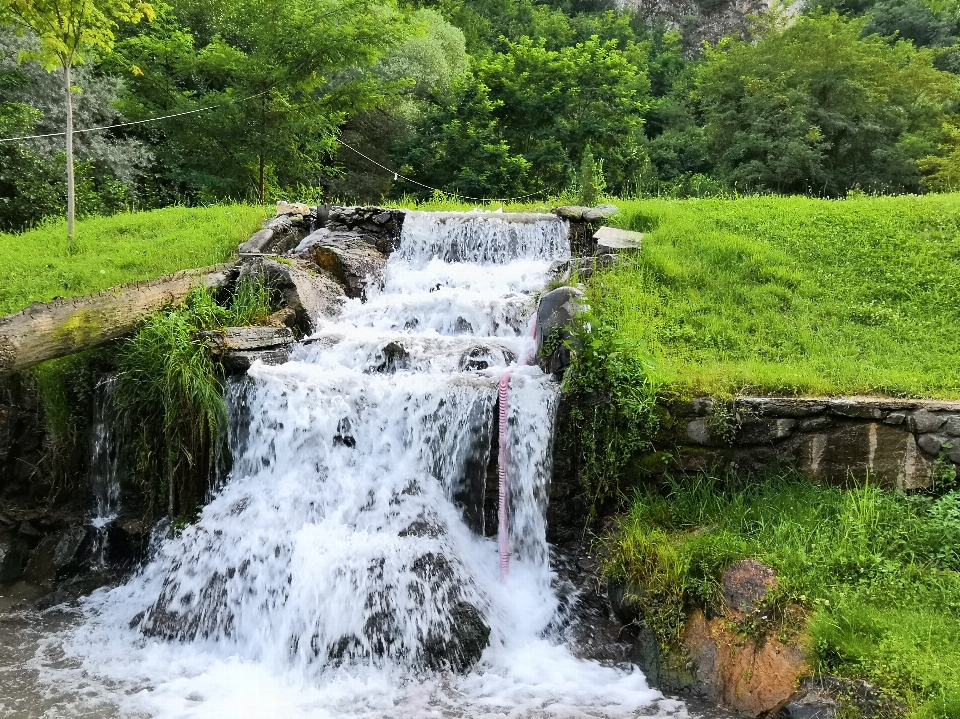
[324,206,406,255]
[593,226,642,254]
[799,422,932,490]
[22,526,89,589]
[798,416,832,432]
[257,214,311,255]
[553,205,584,220]
[722,559,776,615]
[576,254,618,279]
[909,410,946,434]
[423,601,491,674]
[608,577,641,625]
[266,308,298,329]
[737,419,797,445]
[298,236,387,299]
[221,347,291,373]
[374,341,410,373]
[942,415,960,436]
[682,609,810,716]
[884,412,906,426]
[582,204,620,222]
[535,286,584,347]
[917,433,946,456]
[202,327,294,354]
[739,398,826,418]
[18,520,42,540]
[629,626,663,686]
[245,257,344,334]
[827,400,885,420]
[458,345,515,372]
[686,419,712,445]
[0,534,28,582]
[238,228,275,255]
[780,677,899,719]
[535,286,585,376]
[275,201,310,216]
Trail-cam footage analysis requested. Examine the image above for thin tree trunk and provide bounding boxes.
[64,61,75,246]
[258,94,266,204]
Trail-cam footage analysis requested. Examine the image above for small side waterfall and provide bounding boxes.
[45,210,680,719]
[87,376,122,567]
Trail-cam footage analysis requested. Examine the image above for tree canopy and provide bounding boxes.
[4,0,960,225]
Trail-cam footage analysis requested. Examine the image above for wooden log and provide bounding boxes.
[0,264,235,374]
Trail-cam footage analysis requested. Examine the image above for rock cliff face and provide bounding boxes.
[622,0,784,52]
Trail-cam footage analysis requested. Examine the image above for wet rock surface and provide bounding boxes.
[535,286,585,376]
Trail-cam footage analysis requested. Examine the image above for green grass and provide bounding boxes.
[603,473,960,719]
[594,193,960,399]
[0,205,269,316]
[115,276,276,518]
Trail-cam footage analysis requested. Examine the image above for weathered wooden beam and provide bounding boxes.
[0,264,235,374]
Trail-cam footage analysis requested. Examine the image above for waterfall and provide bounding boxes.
[87,376,122,567]
[44,210,679,719]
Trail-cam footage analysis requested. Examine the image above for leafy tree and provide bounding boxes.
[109,0,408,203]
[695,12,959,195]
[325,9,469,200]
[864,0,958,46]
[396,74,530,198]
[919,117,960,189]
[476,35,650,194]
[0,0,153,243]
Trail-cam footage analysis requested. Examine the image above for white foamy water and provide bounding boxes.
[10,210,684,719]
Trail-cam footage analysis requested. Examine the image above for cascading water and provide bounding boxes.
[87,376,123,568]
[21,211,685,719]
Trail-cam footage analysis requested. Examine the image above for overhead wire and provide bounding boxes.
[331,135,552,204]
[0,90,270,143]
[0,90,553,204]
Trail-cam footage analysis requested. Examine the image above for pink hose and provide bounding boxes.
[497,319,539,582]
[497,371,513,581]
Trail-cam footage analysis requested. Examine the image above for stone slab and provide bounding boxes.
[593,226,643,252]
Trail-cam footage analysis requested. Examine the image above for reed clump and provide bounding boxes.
[114,275,276,520]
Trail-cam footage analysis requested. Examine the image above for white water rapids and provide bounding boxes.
[2,211,686,719]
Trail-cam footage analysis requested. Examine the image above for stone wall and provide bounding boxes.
[669,396,960,490]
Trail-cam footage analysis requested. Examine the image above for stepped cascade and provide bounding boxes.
[23,211,682,719]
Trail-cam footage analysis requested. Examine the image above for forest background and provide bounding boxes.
[3,0,960,231]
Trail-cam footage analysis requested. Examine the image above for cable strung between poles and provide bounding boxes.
[0,91,270,143]
[332,135,552,204]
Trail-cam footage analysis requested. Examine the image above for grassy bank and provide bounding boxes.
[594,193,960,399]
[0,205,268,316]
[603,474,960,719]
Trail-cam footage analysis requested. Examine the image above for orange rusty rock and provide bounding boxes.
[682,610,811,717]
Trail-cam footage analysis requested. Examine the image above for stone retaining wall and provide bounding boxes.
[669,396,960,490]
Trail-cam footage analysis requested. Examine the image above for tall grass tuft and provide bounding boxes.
[115,275,274,519]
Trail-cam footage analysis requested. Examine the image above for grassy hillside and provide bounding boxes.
[0,205,269,316]
[596,194,960,399]
[604,473,960,719]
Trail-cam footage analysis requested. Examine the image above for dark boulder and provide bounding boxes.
[535,286,585,376]
[721,559,776,615]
